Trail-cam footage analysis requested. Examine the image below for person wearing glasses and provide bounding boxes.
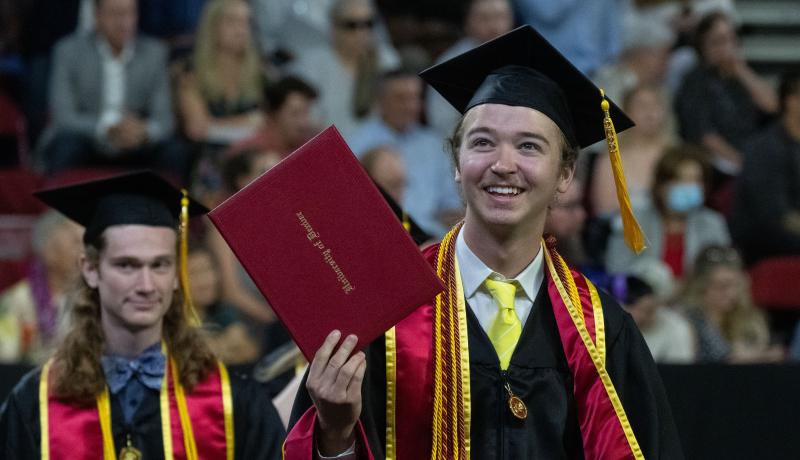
[287,0,399,140]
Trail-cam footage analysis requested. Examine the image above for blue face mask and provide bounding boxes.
[666,183,704,213]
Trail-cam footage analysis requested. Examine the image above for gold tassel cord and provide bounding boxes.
[600,90,646,254]
[179,189,201,326]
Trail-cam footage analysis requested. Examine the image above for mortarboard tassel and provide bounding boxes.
[179,189,202,326]
[600,90,647,254]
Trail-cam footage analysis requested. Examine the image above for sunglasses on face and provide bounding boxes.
[337,18,375,31]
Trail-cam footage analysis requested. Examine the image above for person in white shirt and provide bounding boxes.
[41,0,188,181]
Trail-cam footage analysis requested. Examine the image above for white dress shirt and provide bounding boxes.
[455,231,545,333]
[95,37,134,142]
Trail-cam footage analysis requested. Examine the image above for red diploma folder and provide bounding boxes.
[208,126,444,360]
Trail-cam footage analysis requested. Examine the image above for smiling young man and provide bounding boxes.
[284,26,682,460]
[0,171,284,459]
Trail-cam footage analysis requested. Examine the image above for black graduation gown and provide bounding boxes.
[0,369,285,460]
[289,281,684,459]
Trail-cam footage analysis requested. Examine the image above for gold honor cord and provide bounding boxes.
[219,361,235,460]
[600,90,646,254]
[453,259,471,457]
[430,224,469,459]
[385,326,398,460]
[39,361,51,460]
[179,189,201,326]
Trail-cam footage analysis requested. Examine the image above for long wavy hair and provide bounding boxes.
[51,235,217,405]
[192,0,262,110]
[681,245,770,349]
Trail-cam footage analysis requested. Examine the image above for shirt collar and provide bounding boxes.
[95,33,135,63]
[455,230,544,302]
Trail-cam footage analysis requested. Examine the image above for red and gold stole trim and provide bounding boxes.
[543,238,643,460]
[39,357,234,460]
[389,223,471,459]
[391,225,643,460]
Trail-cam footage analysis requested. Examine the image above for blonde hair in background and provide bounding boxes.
[681,245,770,351]
[193,0,262,109]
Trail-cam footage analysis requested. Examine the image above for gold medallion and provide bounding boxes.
[504,381,528,420]
[119,446,142,460]
[508,395,528,420]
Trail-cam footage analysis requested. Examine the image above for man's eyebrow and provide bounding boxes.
[466,126,551,145]
[465,126,496,137]
[516,131,551,146]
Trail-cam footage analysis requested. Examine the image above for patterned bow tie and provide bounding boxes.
[102,344,166,394]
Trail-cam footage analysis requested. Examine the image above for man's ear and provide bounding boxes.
[454,166,462,183]
[557,163,576,194]
[81,254,99,289]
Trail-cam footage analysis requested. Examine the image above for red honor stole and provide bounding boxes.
[39,357,234,460]
[388,226,644,460]
[284,225,643,460]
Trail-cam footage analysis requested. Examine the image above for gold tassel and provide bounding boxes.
[179,189,202,326]
[600,90,646,254]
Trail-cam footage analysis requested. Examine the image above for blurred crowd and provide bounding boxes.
[1,0,800,376]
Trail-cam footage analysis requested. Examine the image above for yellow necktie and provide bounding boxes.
[485,278,521,370]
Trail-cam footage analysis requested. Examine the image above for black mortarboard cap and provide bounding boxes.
[419,25,634,148]
[34,171,208,244]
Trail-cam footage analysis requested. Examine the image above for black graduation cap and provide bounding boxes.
[34,171,208,244]
[419,25,634,149]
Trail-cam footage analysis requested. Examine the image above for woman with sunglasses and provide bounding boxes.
[288,0,399,140]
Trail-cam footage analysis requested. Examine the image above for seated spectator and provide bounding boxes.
[196,147,280,207]
[656,0,739,95]
[187,245,261,365]
[348,69,462,237]
[360,145,406,204]
[606,144,730,279]
[287,0,399,139]
[425,0,513,138]
[611,274,695,363]
[545,179,589,267]
[513,0,626,76]
[681,245,783,363]
[674,11,777,182]
[730,72,800,264]
[252,0,399,71]
[226,76,319,159]
[593,12,675,103]
[176,0,264,146]
[206,150,281,325]
[591,85,674,216]
[0,210,82,363]
[40,0,189,181]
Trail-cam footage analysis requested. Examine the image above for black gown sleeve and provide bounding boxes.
[602,292,685,460]
[0,369,42,460]
[231,372,286,460]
